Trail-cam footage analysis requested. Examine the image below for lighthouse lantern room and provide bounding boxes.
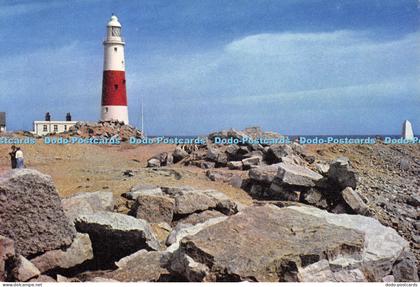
[101,15,129,124]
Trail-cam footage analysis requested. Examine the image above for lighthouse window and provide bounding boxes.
[114,84,118,90]
[123,79,126,84]
[112,27,121,36]
[114,47,117,52]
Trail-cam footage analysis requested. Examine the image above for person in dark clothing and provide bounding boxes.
[9,145,17,169]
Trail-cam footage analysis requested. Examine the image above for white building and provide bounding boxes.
[33,112,77,136]
[33,120,77,136]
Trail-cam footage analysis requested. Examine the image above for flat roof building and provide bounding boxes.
[33,112,77,136]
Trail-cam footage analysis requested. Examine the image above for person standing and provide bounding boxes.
[15,147,24,169]
[9,145,17,169]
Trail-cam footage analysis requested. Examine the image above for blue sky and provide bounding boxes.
[0,0,418,135]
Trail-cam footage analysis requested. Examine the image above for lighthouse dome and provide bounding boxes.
[107,15,121,27]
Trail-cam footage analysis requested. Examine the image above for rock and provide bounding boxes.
[109,250,170,282]
[328,157,358,189]
[302,189,328,209]
[206,147,228,166]
[265,144,293,164]
[157,152,172,166]
[269,180,301,201]
[229,175,243,188]
[166,217,228,253]
[150,222,172,247]
[171,205,365,281]
[391,251,419,282]
[177,210,226,226]
[315,162,330,175]
[170,252,210,282]
[147,158,161,168]
[131,195,175,224]
[206,170,231,182]
[28,275,56,282]
[199,161,215,169]
[173,147,189,163]
[297,260,335,282]
[226,145,247,161]
[382,275,394,282]
[123,170,134,177]
[75,211,159,265]
[241,156,262,169]
[291,206,412,281]
[62,191,114,222]
[333,269,367,282]
[174,193,218,215]
[341,187,370,215]
[0,169,76,257]
[171,204,414,282]
[123,184,163,200]
[227,161,243,170]
[399,158,411,171]
[0,236,15,281]
[31,233,93,273]
[276,162,323,187]
[249,164,281,184]
[406,194,420,208]
[11,255,40,282]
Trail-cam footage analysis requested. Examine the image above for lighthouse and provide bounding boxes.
[101,15,129,124]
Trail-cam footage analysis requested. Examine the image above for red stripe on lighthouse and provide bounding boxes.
[101,70,127,106]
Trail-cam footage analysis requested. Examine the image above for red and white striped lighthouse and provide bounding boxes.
[101,15,129,124]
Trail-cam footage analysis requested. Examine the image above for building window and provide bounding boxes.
[105,107,108,112]
[43,125,48,132]
[54,125,58,132]
[114,47,117,52]
[114,84,118,90]
[64,125,67,131]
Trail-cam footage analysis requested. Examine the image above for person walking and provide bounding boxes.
[9,145,17,169]
[15,147,24,169]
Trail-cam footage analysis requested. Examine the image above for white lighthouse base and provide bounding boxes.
[101,105,129,125]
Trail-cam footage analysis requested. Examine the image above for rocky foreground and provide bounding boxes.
[0,127,419,282]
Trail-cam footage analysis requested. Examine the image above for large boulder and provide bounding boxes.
[291,206,413,281]
[0,236,15,281]
[166,217,227,253]
[74,212,159,266]
[61,191,114,222]
[131,195,175,224]
[328,157,358,189]
[10,255,40,282]
[123,184,163,200]
[174,193,218,215]
[30,233,93,273]
[276,162,323,187]
[249,164,281,184]
[170,205,364,281]
[170,205,414,282]
[265,144,293,164]
[177,210,226,226]
[391,251,419,282]
[108,250,170,282]
[0,169,76,257]
[206,147,228,166]
[341,187,369,215]
[173,147,189,163]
